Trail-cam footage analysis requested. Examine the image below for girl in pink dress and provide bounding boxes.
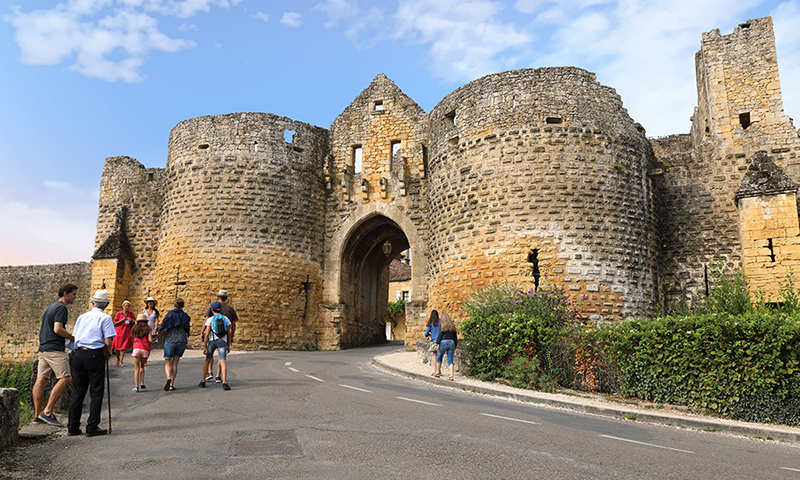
[113,301,135,367]
[131,313,156,392]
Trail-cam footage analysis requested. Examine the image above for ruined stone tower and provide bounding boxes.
[653,16,800,309]
[89,16,799,350]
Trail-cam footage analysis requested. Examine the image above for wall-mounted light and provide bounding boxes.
[382,239,392,257]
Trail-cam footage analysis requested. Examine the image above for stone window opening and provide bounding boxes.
[353,145,362,174]
[374,100,384,112]
[148,173,154,181]
[739,112,751,129]
[198,143,209,150]
[740,22,751,29]
[254,142,258,153]
[444,110,456,127]
[391,141,401,159]
[528,249,541,291]
[765,238,776,262]
[546,116,563,124]
[284,129,296,143]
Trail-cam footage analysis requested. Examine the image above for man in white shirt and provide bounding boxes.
[67,290,116,437]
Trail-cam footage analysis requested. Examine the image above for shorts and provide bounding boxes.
[132,349,150,359]
[206,338,227,360]
[163,342,186,359]
[38,351,71,379]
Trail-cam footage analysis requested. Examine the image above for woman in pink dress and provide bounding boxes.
[112,300,135,367]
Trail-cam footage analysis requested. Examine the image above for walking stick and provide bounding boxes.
[106,357,112,433]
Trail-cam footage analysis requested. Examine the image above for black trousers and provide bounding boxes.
[68,348,106,432]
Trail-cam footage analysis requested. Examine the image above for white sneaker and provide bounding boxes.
[205,373,214,381]
[215,376,222,383]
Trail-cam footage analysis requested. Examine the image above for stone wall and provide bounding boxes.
[653,17,800,312]
[93,156,164,315]
[0,262,92,363]
[427,68,658,323]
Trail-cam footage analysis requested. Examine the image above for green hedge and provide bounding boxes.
[601,312,800,423]
[460,276,800,425]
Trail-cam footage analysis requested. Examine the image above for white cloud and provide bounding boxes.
[177,23,198,31]
[311,0,360,28]
[280,11,302,28]
[0,195,96,266]
[253,11,269,22]
[392,0,530,82]
[3,0,241,82]
[529,0,771,136]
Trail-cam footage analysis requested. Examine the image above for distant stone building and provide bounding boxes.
[83,16,799,351]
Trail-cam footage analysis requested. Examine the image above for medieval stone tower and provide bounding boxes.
[91,17,800,350]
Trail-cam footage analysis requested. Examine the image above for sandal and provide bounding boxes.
[448,376,454,381]
[164,379,172,391]
[433,373,440,378]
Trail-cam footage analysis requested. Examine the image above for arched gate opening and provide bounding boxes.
[338,215,409,349]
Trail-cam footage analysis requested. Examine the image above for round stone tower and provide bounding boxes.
[154,112,331,348]
[427,68,658,321]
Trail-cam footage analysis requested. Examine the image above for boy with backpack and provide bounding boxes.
[198,301,231,390]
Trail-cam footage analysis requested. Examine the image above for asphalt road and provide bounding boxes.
[14,342,800,479]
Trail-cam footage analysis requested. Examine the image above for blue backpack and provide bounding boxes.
[211,314,227,339]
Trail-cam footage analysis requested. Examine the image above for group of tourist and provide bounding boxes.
[424,309,458,381]
[32,284,238,436]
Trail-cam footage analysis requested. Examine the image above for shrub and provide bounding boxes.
[461,284,577,383]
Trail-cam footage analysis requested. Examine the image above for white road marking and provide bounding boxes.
[287,367,299,372]
[284,362,292,366]
[479,413,539,425]
[339,384,372,393]
[396,396,441,406]
[599,435,695,454]
[306,375,325,382]
[780,467,800,472]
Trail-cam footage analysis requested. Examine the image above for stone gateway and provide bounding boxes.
[89,17,800,351]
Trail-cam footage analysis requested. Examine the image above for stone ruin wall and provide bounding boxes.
[0,262,92,363]
[92,156,164,315]
[326,74,431,347]
[653,17,800,311]
[426,68,658,323]
[153,113,332,349]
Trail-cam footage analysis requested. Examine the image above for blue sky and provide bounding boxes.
[2,0,800,266]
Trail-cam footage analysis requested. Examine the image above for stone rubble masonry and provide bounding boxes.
[0,262,92,363]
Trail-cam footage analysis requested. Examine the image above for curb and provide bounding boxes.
[372,355,800,444]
